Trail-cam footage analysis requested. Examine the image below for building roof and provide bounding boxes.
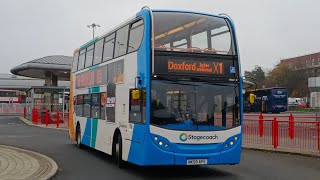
[10,55,72,80]
[27,55,71,65]
[0,73,69,90]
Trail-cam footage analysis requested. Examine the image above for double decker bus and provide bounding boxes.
[69,8,243,167]
[0,89,23,103]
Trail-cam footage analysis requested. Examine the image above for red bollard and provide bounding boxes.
[23,107,26,118]
[272,117,278,148]
[288,114,294,139]
[259,113,264,137]
[45,110,49,127]
[34,109,38,125]
[56,112,60,128]
[31,109,35,123]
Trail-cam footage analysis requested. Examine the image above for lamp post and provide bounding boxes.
[87,23,100,39]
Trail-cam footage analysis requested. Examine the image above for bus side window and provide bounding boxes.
[73,96,76,112]
[100,92,106,120]
[72,52,79,72]
[128,19,144,53]
[76,95,84,117]
[129,89,146,124]
[91,93,100,119]
[83,94,91,118]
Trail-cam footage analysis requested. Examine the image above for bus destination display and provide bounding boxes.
[154,56,238,77]
[168,59,223,75]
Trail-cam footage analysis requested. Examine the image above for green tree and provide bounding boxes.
[244,65,266,88]
[264,63,308,97]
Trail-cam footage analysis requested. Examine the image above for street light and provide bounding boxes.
[87,23,100,39]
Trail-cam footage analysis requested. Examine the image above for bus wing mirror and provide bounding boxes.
[131,90,140,100]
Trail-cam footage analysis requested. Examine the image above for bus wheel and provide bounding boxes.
[76,124,83,149]
[114,134,125,168]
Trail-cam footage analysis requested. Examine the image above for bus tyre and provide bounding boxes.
[76,124,83,149]
[115,134,125,168]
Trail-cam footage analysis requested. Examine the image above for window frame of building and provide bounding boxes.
[312,58,315,66]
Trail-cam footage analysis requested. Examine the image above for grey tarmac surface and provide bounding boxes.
[0,116,319,180]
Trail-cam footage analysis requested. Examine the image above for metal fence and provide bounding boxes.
[243,113,320,152]
[1,103,319,151]
[29,108,68,128]
[0,103,25,115]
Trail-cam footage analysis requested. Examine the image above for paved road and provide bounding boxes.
[0,116,319,180]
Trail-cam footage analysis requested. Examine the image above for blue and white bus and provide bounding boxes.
[69,7,243,167]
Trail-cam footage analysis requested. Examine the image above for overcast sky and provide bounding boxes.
[0,0,319,74]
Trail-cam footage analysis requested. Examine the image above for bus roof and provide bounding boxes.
[256,87,287,91]
[79,37,99,49]
[77,8,232,51]
[152,9,227,19]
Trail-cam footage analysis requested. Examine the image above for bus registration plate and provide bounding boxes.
[187,159,207,165]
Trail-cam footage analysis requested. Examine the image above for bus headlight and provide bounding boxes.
[151,133,173,152]
[223,134,240,150]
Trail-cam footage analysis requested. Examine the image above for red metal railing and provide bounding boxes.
[31,108,68,128]
[243,113,320,152]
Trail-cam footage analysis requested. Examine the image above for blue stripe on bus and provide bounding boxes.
[81,118,92,147]
[127,124,146,165]
[128,8,151,164]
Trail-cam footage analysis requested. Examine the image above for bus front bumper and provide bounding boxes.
[128,133,242,166]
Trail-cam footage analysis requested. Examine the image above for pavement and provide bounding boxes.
[0,116,320,180]
[19,116,68,131]
[0,145,58,180]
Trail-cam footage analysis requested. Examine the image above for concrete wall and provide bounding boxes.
[310,92,320,107]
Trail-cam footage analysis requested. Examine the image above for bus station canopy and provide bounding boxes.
[243,80,255,89]
[10,55,72,81]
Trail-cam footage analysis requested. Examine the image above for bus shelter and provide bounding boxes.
[25,86,69,124]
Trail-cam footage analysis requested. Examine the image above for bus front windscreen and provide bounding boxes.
[150,80,240,131]
[153,12,235,55]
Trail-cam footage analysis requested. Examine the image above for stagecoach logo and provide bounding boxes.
[179,133,188,141]
[179,133,218,142]
[277,91,283,94]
